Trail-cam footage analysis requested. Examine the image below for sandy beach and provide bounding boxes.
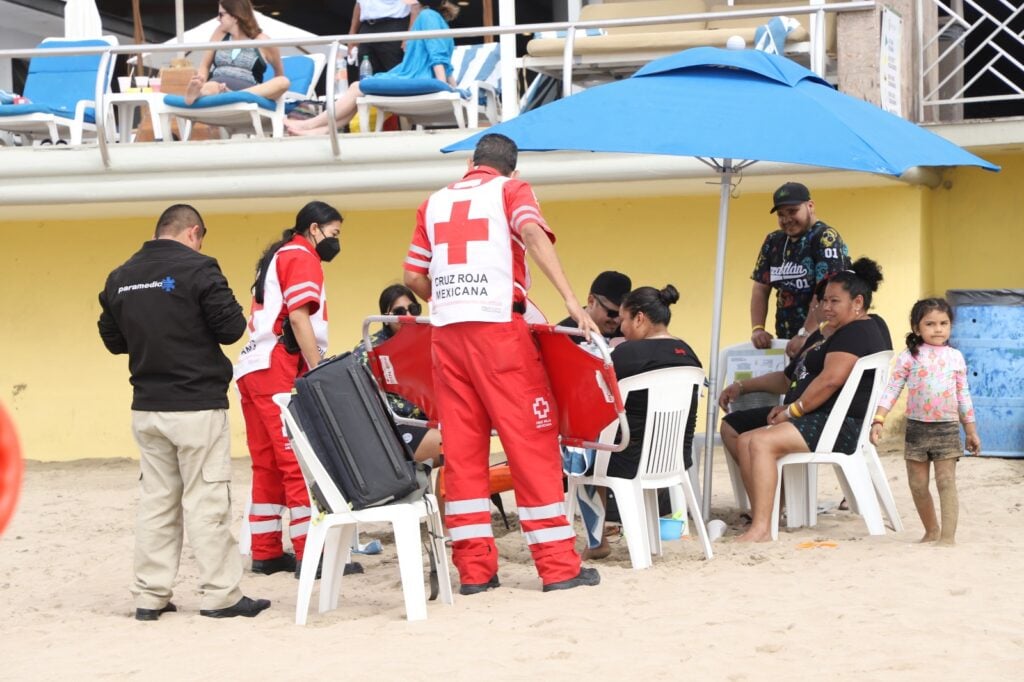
[2,438,1022,680]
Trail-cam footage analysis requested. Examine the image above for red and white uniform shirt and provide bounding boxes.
[235,235,328,381]
[404,166,553,326]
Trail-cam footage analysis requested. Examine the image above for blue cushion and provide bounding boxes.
[359,77,456,97]
[0,102,95,123]
[266,55,316,95]
[24,39,112,118]
[163,91,277,112]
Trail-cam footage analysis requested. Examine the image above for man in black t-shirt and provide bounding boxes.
[557,270,632,345]
[750,182,850,357]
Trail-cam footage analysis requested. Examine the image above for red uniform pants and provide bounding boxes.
[432,317,580,586]
[237,346,310,561]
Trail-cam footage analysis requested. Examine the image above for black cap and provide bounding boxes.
[590,271,632,306]
[769,182,811,213]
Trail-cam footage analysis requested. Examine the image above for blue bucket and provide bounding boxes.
[659,516,685,541]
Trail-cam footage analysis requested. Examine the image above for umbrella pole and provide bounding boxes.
[702,160,733,519]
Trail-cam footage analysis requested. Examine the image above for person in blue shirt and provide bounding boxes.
[286,0,458,136]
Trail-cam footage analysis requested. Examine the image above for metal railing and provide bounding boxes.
[0,2,877,165]
[917,0,1024,121]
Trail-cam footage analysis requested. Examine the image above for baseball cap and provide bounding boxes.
[590,271,632,306]
[769,182,811,213]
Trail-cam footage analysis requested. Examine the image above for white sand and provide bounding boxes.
[2,439,1023,680]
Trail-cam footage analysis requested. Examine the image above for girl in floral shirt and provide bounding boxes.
[870,298,981,545]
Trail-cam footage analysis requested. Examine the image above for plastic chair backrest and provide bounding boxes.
[25,37,117,115]
[814,351,893,453]
[451,43,501,91]
[615,366,705,477]
[273,393,351,514]
[265,53,325,97]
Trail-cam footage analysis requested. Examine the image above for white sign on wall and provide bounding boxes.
[880,7,903,116]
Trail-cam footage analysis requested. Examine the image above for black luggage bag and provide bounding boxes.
[292,352,420,511]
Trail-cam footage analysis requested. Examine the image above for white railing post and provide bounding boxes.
[498,0,520,120]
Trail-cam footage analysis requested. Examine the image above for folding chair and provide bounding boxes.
[160,53,325,140]
[356,42,501,131]
[0,36,118,145]
[565,366,713,568]
[271,393,453,623]
[771,351,901,539]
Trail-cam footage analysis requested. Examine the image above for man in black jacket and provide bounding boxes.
[98,204,269,621]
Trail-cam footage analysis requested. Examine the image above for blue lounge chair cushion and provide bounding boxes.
[0,102,95,123]
[360,77,467,99]
[163,91,277,112]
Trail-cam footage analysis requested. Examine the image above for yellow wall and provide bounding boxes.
[0,156,1013,461]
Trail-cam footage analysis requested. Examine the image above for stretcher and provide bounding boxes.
[361,315,630,452]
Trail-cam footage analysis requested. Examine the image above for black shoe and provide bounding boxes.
[294,558,363,579]
[459,575,500,596]
[251,553,296,575]
[542,567,601,592]
[134,602,177,621]
[200,596,271,619]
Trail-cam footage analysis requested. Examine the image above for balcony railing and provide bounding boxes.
[918,0,1024,121]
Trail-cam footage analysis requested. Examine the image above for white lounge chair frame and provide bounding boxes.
[356,42,501,131]
[565,366,713,569]
[272,393,453,623]
[160,53,325,140]
[771,350,903,539]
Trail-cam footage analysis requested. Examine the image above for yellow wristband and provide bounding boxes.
[752,324,765,333]
[872,417,885,425]
[788,402,803,418]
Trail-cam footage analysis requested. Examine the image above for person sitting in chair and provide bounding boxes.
[184,1,291,106]
[285,0,459,136]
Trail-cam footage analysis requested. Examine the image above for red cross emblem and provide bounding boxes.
[434,201,489,265]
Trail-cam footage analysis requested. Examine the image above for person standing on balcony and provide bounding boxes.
[349,0,422,76]
[403,133,602,595]
[98,204,270,621]
[749,182,851,358]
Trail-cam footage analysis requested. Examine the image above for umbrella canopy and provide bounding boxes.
[443,47,998,516]
[64,0,103,39]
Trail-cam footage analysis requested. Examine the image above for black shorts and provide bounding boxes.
[396,424,428,454]
[789,411,863,454]
[722,406,774,435]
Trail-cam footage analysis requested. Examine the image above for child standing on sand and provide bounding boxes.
[870,298,981,545]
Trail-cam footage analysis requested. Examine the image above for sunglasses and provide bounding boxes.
[217,11,230,18]
[389,302,422,316]
[593,295,619,319]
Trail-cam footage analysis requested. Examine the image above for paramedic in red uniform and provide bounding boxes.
[234,201,355,579]
[403,133,602,594]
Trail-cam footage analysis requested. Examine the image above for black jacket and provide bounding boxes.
[98,239,246,411]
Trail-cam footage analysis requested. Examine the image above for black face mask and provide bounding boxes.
[315,236,340,262]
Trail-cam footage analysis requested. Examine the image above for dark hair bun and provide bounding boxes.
[851,257,883,292]
[658,284,680,306]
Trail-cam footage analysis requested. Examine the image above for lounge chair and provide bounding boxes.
[0,36,118,145]
[355,42,501,131]
[159,53,325,140]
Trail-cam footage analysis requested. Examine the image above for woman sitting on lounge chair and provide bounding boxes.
[184,0,290,105]
[286,0,459,136]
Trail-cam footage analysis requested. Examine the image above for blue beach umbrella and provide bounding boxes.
[443,47,998,515]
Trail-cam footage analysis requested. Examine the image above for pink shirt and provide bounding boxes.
[878,344,976,423]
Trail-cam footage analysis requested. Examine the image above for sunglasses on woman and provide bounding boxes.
[389,302,422,316]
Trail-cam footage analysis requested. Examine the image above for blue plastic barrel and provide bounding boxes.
[948,290,1024,458]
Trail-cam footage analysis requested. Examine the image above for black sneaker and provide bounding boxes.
[294,558,363,579]
[459,575,500,596]
[542,567,601,592]
[251,553,296,575]
[135,602,177,621]
[199,596,271,619]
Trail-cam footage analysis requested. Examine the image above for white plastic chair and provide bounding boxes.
[160,53,325,140]
[565,366,713,569]
[356,42,501,131]
[695,340,788,511]
[271,393,453,623]
[771,351,901,539]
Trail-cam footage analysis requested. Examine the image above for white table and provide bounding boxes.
[103,92,167,143]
